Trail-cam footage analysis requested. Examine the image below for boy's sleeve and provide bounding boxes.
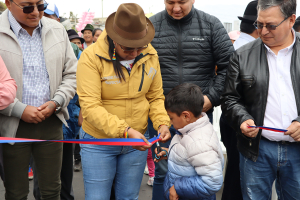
[174,175,214,199]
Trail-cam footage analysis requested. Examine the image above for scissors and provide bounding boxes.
[154,135,168,160]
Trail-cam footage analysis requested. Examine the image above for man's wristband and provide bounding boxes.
[51,100,62,114]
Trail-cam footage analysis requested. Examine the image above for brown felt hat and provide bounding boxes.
[105,3,155,48]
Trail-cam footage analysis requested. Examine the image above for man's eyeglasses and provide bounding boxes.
[118,44,148,53]
[11,0,48,14]
[253,16,290,31]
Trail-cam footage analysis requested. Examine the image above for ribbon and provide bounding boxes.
[0,135,161,146]
[248,126,287,133]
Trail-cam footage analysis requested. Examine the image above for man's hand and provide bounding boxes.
[158,125,171,143]
[154,147,168,162]
[37,101,56,119]
[169,185,179,200]
[128,128,152,151]
[21,105,45,124]
[240,119,259,138]
[203,95,213,113]
[285,121,300,141]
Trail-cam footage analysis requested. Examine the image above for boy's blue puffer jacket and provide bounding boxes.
[163,114,224,200]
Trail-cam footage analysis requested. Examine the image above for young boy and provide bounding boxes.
[155,83,224,200]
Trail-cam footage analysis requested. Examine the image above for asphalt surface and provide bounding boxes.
[0,170,223,199]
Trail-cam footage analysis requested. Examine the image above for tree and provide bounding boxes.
[0,2,7,12]
[69,11,74,19]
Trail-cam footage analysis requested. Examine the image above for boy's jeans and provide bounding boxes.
[148,113,213,200]
[240,137,300,200]
[79,128,147,200]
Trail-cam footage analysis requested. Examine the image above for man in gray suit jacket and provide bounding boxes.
[0,0,77,199]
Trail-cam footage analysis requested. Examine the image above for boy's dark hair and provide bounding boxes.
[165,83,204,117]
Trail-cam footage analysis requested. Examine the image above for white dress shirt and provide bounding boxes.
[262,30,297,142]
[233,32,256,50]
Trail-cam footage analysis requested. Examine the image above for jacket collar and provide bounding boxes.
[239,32,256,43]
[177,113,210,135]
[165,6,195,25]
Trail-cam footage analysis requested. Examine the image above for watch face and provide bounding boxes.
[55,107,62,114]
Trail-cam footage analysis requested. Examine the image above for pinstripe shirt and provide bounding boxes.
[8,11,50,107]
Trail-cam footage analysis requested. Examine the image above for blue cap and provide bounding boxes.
[44,3,59,18]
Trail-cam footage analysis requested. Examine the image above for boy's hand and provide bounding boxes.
[154,147,168,162]
[158,125,171,143]
[169,185,179,200]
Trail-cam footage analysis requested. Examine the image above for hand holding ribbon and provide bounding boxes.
[285,121,300,141]
[128,128,152,151]
[158,125,171,143]
[241,119,259,138]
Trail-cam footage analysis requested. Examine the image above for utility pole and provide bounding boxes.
[149,5,153,14]
[102,0,104,24]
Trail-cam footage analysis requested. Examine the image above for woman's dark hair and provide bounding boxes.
[165,83,204,117]
[240,21,257,34]
[107,36,126,82]
[92,28,103,37]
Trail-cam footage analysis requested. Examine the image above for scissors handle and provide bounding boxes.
[155,145,161,159]
[155,146,168,160]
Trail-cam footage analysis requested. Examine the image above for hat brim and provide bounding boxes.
[81,29,93,34]
[238,16,257,23]
[105,12,155,48]
[69,35,85,44]
[44,9,55,15]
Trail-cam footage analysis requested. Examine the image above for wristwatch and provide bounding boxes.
[52,100,62,114]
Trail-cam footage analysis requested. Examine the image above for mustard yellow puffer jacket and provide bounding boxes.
[77,31,170,139]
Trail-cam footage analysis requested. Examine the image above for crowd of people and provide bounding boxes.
[0,0,300,200]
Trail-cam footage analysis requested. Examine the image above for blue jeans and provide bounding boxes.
[148,113,213,200]
[240,137,300,200]
[79,128,148,200]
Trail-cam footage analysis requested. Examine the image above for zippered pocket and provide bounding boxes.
[138,64,145,92]
[241,75,255,88]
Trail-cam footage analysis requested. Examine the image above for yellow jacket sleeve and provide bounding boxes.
[146,59,171,130]
[76,51,128,138]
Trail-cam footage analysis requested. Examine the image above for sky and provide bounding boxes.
[1,0,300,26]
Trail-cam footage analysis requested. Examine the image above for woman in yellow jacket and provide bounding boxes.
[76,4,171,199]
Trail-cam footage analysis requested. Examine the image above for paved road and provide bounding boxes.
[0,171,223,199]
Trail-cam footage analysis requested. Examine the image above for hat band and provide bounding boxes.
[242,14,257,21]
[113,23,148,40]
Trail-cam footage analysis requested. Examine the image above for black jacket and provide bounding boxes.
[149,8,234,109]
[221,34,300,162]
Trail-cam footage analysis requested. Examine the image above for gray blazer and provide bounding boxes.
[0,10,77,138]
